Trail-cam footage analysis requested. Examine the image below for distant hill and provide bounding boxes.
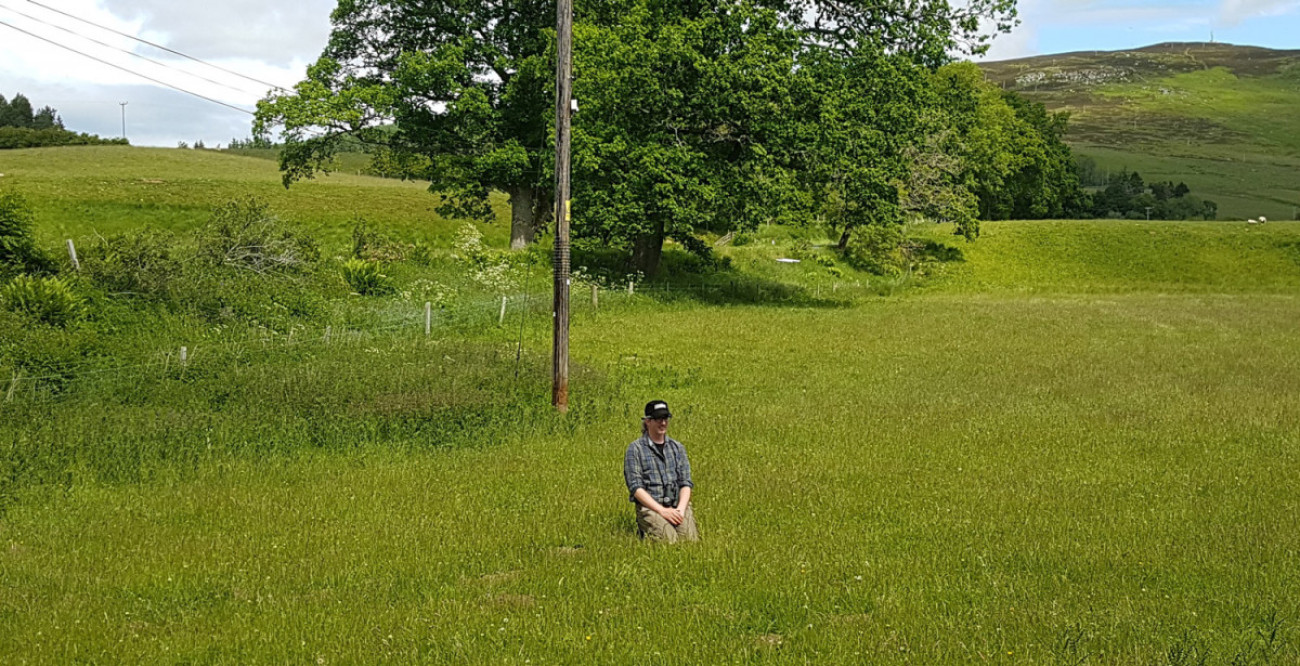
[980,43,1300,221]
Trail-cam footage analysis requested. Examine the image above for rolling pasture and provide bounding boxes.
[2,148,1299,663]
[981,42,1300,223]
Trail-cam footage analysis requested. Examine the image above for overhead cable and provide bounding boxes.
[0,2,267,97]
[20,0,289,92]
[0,18,254,115]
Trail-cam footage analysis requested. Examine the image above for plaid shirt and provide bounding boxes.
[624,434,693,508]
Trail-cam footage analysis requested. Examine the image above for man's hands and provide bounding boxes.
[658,506,685,526]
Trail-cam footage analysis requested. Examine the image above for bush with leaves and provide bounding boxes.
[0,191,54,277]
[350,218,406,262]
[845,223,907,275]
[196,197,318,274]
[452,223,519,293]
[340,258,393,295]
[1,274,83,326]
[83,228,182,298]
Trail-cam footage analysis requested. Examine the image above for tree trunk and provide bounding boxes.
[632,218,666,277]
[837,227,852,250]
[508,187,537,250]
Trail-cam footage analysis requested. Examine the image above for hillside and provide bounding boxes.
[0,145,509,247]
[980,42,1300,221]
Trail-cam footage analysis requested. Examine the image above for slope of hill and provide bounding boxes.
[0,145,508,247]
[980,42,1300,221]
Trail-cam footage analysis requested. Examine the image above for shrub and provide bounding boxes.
[341,258,394,295]
[844,223,907,276]
[408,240,435,266]
[350,218,406,262]
[1,274,84,326]
[0,191,54,277]
[196,197,318,273]
[83,228,182,297]
[452,223,517,292]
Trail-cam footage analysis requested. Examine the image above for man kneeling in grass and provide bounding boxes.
[624,400,699,543]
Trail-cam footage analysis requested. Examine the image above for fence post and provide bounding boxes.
[179,346,188,367]
[425,302,432,336]
[499,296,508,326]
[5,370,20,402]
[628,279,634,295]
[66,239,80,271]
[591,284,599,309]
[324,325,332,345]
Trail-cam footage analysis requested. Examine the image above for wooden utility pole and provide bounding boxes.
[552,0,574,412]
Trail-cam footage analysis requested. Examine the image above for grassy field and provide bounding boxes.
[2,148,1300,663]
[980,42,1300,222]
[0,146,509,247]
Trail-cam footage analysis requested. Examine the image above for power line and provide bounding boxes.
[0,18,254,116]
[0,2,268,97]
[18,0,289,93]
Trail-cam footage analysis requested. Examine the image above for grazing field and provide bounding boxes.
[0,145,509,246]
[981,42,1300,222]
[3,148,1300,663]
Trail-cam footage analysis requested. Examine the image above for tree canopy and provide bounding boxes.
[257,0,1047,275]
[255,0,558,249]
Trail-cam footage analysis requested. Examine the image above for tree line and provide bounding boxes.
[252,0,1125,275]
[0,93,127,149]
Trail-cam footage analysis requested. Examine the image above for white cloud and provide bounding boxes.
[0,0,337,145]
[97,0,335,66]
[1219,0,1300,24]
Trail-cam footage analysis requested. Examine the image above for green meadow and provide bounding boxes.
[2,147,1300,663]
[981,43,1300,222]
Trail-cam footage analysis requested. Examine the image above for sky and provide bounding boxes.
[0,0,1297,147]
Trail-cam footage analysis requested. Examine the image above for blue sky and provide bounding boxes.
[0,1,1296,145]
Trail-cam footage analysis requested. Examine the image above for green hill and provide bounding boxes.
[980,42,1300,221]
[0,145,508,247]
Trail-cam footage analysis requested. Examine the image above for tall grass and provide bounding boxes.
[2,148,1300,662]
[3,294,1298,663]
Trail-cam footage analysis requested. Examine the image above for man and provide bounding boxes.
[623,399,699,543]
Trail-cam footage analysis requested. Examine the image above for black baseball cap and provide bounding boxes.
[644,400,672,419]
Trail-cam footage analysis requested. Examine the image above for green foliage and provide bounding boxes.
[573,2,816,275]
[254,0,556,243]
[350,218,405,262]
[0,191,54,277]
[451,223,520,292]
[0,92,33,128]
[196,197,318,273]
[0,274,83,326]
[340,257,394,295]
[931,63,1087,223]
[0,127,127,149]
[844,223,907,275]
[82,228,183,297]
[0,93,121,148]
[1092,170,1218,220]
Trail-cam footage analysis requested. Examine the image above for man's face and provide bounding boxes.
[645,416,669,440]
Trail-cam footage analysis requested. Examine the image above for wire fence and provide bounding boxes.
[1,277,889,409]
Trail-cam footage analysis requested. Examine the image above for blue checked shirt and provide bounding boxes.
[624,434,693,508]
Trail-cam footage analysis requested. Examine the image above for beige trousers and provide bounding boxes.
[636,505,699,543]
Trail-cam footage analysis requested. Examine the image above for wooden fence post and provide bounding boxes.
[179,346,188,367]
[591,284,599,309]
[628,280,634,295]
[499,296,508,326]
[324,325,332,344]
[66,239,80,271]
[425,302,432,336]
[5,370,20,402]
